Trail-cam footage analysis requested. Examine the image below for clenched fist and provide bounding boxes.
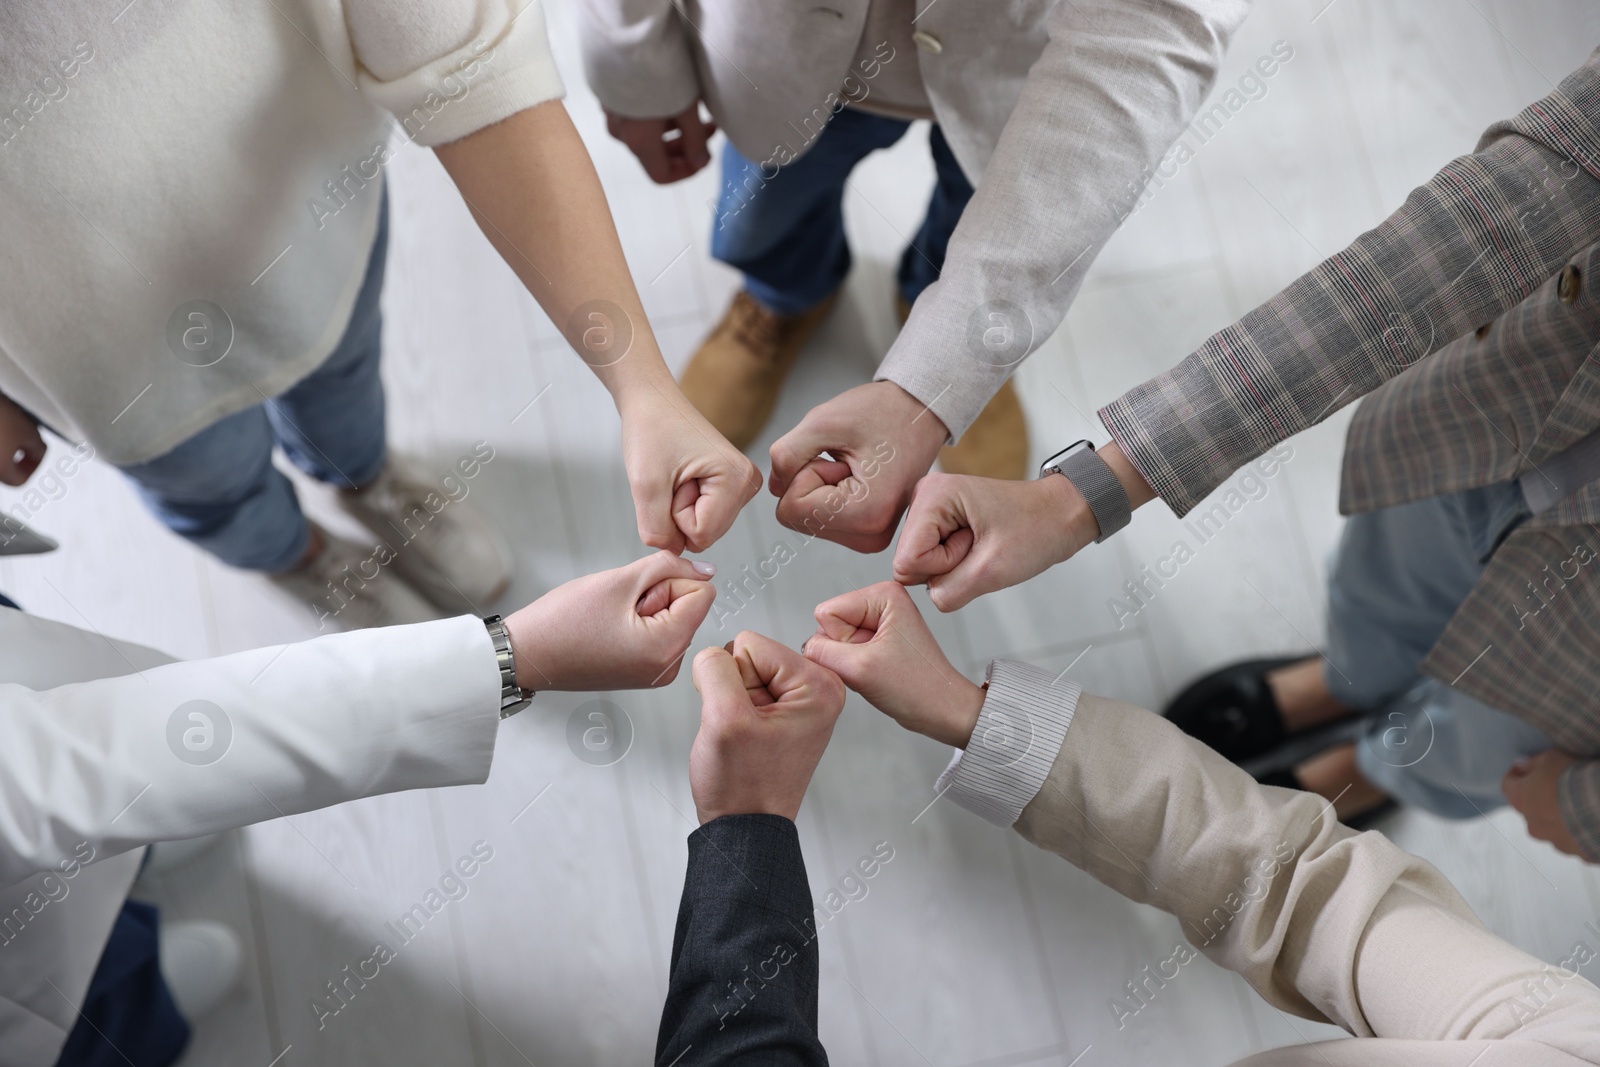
[506,551,717,691]
[803,581,984,749]
[689,631,846,823]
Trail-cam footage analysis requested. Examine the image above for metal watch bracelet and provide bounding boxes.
[483,614,535,719]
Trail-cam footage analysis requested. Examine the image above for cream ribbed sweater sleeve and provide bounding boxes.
[942,663,1600,1065]
[345,0,567,147]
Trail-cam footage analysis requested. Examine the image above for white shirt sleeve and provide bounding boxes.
[0,612,501,887]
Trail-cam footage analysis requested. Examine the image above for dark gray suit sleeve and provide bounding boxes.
[655,814,828,1067]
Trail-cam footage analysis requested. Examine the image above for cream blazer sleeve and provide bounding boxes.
[940,660,1600,1066]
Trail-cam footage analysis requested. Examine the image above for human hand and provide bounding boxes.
[0,393,45,487]
[619,385,760,553]
[605,103,717,184]
[768,381,946,554]
[1503,750,1584,857]
[803,581,983,749]
[505,551,717,691]
[689,631,846,823]
[894,473,1097,611]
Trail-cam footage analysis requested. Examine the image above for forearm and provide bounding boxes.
[657,815,826,1067]
[0,616,500,885]
[878,0,1251,439]
[1007,687,1472,1027]
[435,101,676,407]
[941,667,1600,1049]
[1102,57,1600,516]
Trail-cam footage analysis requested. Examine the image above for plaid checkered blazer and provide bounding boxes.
[1101,48,1600,856]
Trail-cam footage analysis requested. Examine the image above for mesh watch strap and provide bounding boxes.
[1045,445,1131,543]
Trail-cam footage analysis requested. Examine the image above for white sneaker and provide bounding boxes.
[159,920,243,1021]
[139,832,227,880]
[337,455,513,613]
[269,523,441,631]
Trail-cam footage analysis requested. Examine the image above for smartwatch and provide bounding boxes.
[483,614,535,718]
[1039,440,1131,543]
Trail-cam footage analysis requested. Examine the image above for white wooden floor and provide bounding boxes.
[5,2,1600,1064]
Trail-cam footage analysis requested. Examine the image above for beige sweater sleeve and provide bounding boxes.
[948,661,1600,1065]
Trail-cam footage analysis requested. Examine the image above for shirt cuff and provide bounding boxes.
[936,660,1080,827]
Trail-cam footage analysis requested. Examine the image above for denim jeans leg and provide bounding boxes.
[1326,481,1541,815]
[897,124,974,307]
[118,194,391,570]
[267,188,391,490]
[119,403,309,572]
[710,108,911,315]
[1323,481,1530,708]
[1354,679,1554,818]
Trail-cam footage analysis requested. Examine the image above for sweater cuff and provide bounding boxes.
[936,660,1080,827]
[1557,760,1600,862]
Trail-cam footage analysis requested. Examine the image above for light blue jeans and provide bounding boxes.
[1327,481,1554,817]
[119,195,390,572]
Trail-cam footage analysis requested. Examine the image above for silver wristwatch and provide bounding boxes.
[483,614,535,718]
[1040,440,1132,543]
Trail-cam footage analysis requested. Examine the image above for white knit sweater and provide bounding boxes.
[0,0,565,465]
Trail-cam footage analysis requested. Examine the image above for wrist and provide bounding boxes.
[502,604,553,691]
[929,678,986,749]
[879,380,950,460]
[1037,469,1100,557]
[599,341,676,410]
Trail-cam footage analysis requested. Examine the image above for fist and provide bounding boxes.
[505,551,717,691]
[0,393,45,487]
[605,103,717,185]
[1503,749,1585,858]
[768,382,947,554]
[894,472,1094,612]
[803,581,984,749]
[689,631,846,823]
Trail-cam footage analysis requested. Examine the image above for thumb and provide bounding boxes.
[676,104,713,167]
[692,645,750,717]
[926,541,993,612]
[631,549,714,597]
[769,420,827,497]
[802,632,871,691]
[643,578,717,637]
[1501,763,1529,805]
[632,473,687,553]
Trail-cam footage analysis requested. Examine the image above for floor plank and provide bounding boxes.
[2,0,1590,1064]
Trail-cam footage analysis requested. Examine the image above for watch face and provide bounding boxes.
[1040,439,1093,476]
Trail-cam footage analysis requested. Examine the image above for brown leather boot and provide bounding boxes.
[679,289,841,450]
[895,295,1030,480]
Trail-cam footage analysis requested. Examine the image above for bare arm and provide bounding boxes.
[435,102,758,552]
